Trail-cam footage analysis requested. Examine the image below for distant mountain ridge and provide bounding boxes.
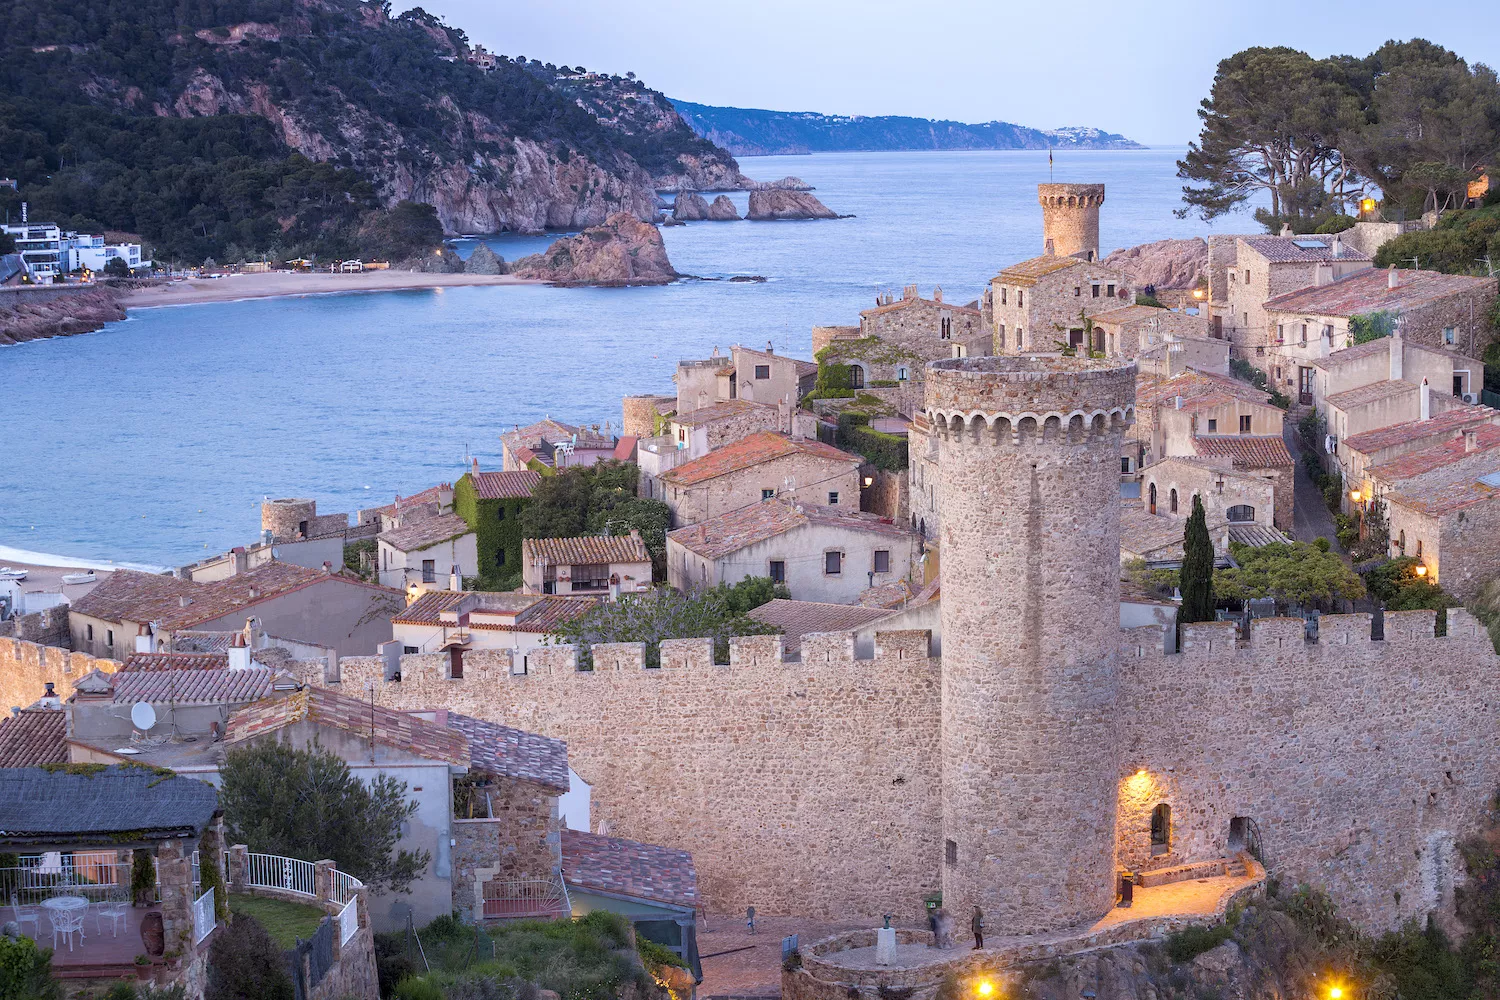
[671,101,1143,156]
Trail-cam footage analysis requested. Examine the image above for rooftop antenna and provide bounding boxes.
[1406,257,1420,271]
[1477,256,1497,277]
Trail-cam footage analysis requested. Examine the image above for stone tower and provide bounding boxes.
[1038,183,1105,260]
[925,356,1135,936]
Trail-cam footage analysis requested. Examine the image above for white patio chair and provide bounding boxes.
[48,907,85,952]
[95,899,129,936]
[8,894,38,935]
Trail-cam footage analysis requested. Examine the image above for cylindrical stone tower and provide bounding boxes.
[621,395,675,439]
[262,498,316,542]
[926,355,1134,936]
[1038,183,1104,260]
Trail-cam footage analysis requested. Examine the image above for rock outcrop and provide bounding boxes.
[463,243,507,275]
[509,213,677,286]
[654,153,749,193]
[671,193,711,221]
[748,176,814,191]
[707,195,740,221]
[0,285,126,345]
[1101,237,1208,290]
[746,189,839,220]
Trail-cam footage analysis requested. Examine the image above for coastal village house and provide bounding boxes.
[990,255,1134,355]
[1138,457,1283,547]
[69,562,403,660]
[1264,266,1497,396]
[666,497,917,602]
[452,465,541,582]
[390,590,596,660]
[672,345,817,415]
[500,418,629,472]
[1213,233,1371,362]
[1343,408,1500,511]
[1087,304,1214,365]
[652,432,862,527]
[377,512,478,595]
[813,285,989,372]
[520,533,653,597]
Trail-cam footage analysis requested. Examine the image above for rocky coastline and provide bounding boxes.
[1101,237,1208,290]
[0,285,126,346]
[509,213,677,286]
[746,189,842,220]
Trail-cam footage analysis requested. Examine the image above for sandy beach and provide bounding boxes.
[0,560,113,601]
[118,269,540,308]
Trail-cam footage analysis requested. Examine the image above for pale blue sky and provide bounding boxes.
[401,0,1498,146]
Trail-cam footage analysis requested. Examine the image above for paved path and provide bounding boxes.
[1284,421,1343,551]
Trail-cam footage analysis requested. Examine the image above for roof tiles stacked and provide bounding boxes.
[468,470,541,500]
[0,710,67,767]
[1343,406,1499,455]
[1192,435,1294,469]
[668,498,910,559]
[523,535,650,566]
[1136,370,1272,413]
[1264,267,1490,316]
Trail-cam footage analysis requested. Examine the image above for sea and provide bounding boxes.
[0,147,1264,568]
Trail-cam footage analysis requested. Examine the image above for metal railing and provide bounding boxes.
[337,897,359,946]
[246,853,317,898]
[0,853,130,906]
[329,869,364,906]
[192,887,216,944]
[480,876,567,920]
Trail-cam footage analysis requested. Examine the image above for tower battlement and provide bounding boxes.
[925,356,1135,442]
[1038,182,1105,259]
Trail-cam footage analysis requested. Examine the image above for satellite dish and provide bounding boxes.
[130,702,158,731]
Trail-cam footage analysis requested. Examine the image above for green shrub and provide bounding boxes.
[1322,469,1344,514]
[638,939,687,970]
[204,915,293,1000]
[1164,923,1232,963]
[835,413,908,470]
[394,977,447,1000]
[1135,293,1165,308]
[1313,537,1331,552]
[131,848,155,906]
[0,934,60,1000]
[1315,213,1357,234]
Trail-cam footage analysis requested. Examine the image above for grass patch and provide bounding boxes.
[1164,922,1232,963]
[228,893,326,949]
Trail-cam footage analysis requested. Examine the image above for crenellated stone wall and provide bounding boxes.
[0,636,119,713]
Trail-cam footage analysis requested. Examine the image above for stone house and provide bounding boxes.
[989,255,1134,354]
[1088,304,1210,361]
[673,351,735,414]
[665,497,917,602]
[452,466,540,584]
[1136,334,1231,379]
[1376,436,1500,599]
[1342,407,1500,506]
[501,418,626,472]
[1263,267,1497,397]
[653,432,862,527]
[377,513,477,595]
[1139,457,1280,539]
[1213,234,1371,357]
[390,590,597,660]
[729,344,818,407]
[520,533,653,597]
[667,399,787,460]
[822,285,988,363]
[69,562,402,660]
[1119,499,1231,565]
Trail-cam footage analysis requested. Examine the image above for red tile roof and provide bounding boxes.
[1368,425,1500,482]
[1264,267,1492,317]
[672,399,774,426]
[226,687,468,767]
[747,599,894,640]
[1343,407,1500,456]
[508,597,598,633]
[390,590,471,626]
[1137,370,1272,413]
[1192,435,1293,469]
[366,484,448,520]
[661,433,860,487]
[437,712,569,793]
[380,512,471,552]
[122,652,228,672]
[561,828,698,909]
[611,436,637,461]
[1326,379,1416,410]
[1240,236,1371,264]
[1386,466,1500,516]
[668,498,911,559]
[110,666,284,705]
[468,470,541,500]
[997,254,1087,285]
[0,710,67,767]
[860,294,981,318]
[522,534,650,567]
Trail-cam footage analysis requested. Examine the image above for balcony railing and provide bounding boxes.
[481,875,569,921]
[192,887,216,944]
[246,853,317,898]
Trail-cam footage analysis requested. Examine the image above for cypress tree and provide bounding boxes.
[1177,494,1216,625]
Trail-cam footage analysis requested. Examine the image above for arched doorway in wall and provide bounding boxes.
[1150,803,1171,856]
[1227,816,1262,861]
[848,364,866,389]
[1149,483,1157,515]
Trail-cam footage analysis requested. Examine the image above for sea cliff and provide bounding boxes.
[0,285,126,346]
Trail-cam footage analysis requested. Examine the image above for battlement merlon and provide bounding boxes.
[924,356,1136,443]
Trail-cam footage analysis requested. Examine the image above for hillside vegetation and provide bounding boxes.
[0,0,740,264]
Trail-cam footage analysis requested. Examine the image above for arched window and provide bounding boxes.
[897,366,909,381]
[849,364,865,389]
[1398,530,1406,555]
[1226,504,1255,523]
[1150,803,1171,856]
[1416,540,1423,559]
[1148,483,1157,515]
[1169,488,1178,514]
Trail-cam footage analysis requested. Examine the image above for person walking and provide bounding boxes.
[970,906,984,950]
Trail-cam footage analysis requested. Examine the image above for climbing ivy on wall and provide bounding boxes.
[453,474,527,590]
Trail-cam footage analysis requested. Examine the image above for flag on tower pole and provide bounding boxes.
[1048,148,1053,180]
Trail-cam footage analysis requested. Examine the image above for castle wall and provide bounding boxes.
[336,630,944,919]
[1119,610,1500,930]
[0,636,119,714]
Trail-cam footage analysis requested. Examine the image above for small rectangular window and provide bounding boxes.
[1444,327,1456,345]
[754,364,771,379]
[762,488,775,500]
[1121,457,1132,474]
[824,551,842,575]
[449,647,464,680]
[422,559,436,583]
[106,629,114,647]
[496,548,506,567]
[496,506,505,521]
[403,645,418,654]
[1074,286,1081,297]
[769,560,786,583]
[86,624,94,641]
[1092,284,1100,298]
[1018,290,1024,307]
[1239,414,1251,434]
[828,491,839,505]
[1107,284,1115,297]
[873,550,890,574]
[945,839,958,866]
[1207,418,1218,432]
[1000,287,1007,305]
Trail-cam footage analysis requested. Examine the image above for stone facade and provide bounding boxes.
[621,394,676,439]
[262,498,348,542]
[990,259,1134,355]
[1140,458,1276,531]
[850,286,988,363]
[451,778,561,922]
[658,445,861,527]
[1038,183,1105,260]
[0,605,69,645]
[0,636,118,715]
[1089,305,1209,360]
[1216,237,1371,360]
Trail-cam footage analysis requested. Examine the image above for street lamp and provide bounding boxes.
[1415,565,1428,578]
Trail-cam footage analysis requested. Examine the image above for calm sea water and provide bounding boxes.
[0,148,1260,566]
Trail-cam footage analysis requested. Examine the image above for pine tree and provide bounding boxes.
[1177,494,1216,625]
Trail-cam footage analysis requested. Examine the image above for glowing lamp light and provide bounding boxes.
[975,981,995,998]
[1360,198,1377,215]
[863,476,875,487]
[1416,565,1428,578]
[1349,490,1362,503]
[1329,987,1344,1000]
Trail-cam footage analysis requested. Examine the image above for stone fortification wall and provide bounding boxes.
[1119,608,1500,931]
[0,636,118,713]
[338,629,943,918]
[1038,183,1104,259]
[622,395,675,438]
[0,606,69,646]
[263,498,318,542]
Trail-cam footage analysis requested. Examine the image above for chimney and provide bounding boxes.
[934,286,943,303]
[232,546,248,575]
[438,483,454,513]
[1389,333,1403,381]
[1331,236,1344,258]
[1314,263,1334,286]
[1421,377,1431,421]
[1388,263,1399,289]
[450,565,461,592]
[178,595,193,608]
[1279,223,1293,237]
[228,632,251,671]
[1175,395,1183,410]
[471,457,480,475]
[1465,429,1478,452]
[765,340,774,355]
[40,682,60,710]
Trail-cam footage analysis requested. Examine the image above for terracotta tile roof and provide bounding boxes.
[225,687,468,767]
[612,436,637,461]
[502,418,614,452]
[1192,435,1293,469]
[1308,336,1469,371]
[508,596,598,633]
[168,632,234,653]
[1119,502,1189,558]
[561,828,698,909]
[468,470,541,500]
[668,498,911,559]
[860,294,981,318]
[122,652,228,672]
[1343,406,1499,455]
[523,534,650,567]
[747,599,894,640]
[367,484,447,520]
[380,513,471,552]
[390,590,471,626]
[1240,236,1371,264]
[1137,370,1271,412]
[71,562,362,630]
[1386,464,1500,516]
[1326,379,1416,411]
[110,666,284,705]
[1368,425,1500,482]
[1264,267,1491,316]
[673,399,774,426]
[997,254,1085,284]
[439,712,569,792]
[661,433,860,487]
[0,710,67,767]
[1227,523,1289,547]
